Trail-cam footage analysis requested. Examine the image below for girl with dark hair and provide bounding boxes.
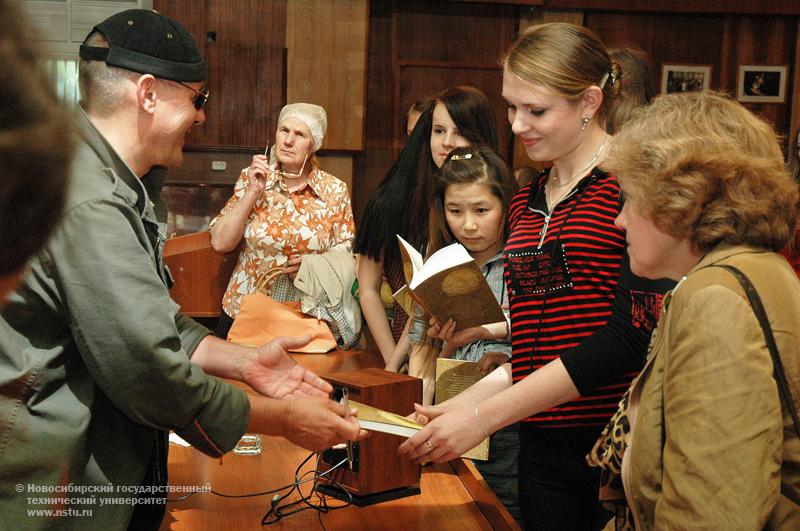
[354,86,498,365]
[411,145,522,524]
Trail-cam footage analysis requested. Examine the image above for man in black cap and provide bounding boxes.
[0,9,364,529]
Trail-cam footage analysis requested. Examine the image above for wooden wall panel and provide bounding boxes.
[586,11,796,136]
[353,0,518,219]
[545,0,800,16]
[397,62,508,159]
[520,7,583,27]
[586,12,725,85]
[167,151,254,185]
[719,16,796,136]
[317,154,355,191]
[154,0,285,150]
[394,1,516,64]
[286,0,368,151]
[353,0,394,216]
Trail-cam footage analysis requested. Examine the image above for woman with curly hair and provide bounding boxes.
[588,92,800,529]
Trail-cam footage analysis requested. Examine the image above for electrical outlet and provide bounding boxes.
[211,160,227,171]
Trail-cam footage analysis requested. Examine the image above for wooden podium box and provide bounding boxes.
[320,368,422,503]
[163,232,240,317]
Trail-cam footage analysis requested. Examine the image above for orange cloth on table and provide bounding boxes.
[210,167,355,318]
[227,293,336,353]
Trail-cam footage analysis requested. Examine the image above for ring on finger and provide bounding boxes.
[424,440,434,451]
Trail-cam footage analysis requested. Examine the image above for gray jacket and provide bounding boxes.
[0,108,249,529]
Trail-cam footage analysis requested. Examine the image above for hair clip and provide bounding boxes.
[599,72,610,90]
[599,70,616,90]
[449,153,473,161]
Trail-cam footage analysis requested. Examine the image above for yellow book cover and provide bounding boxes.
[350,400,422,438]
[435,358,490,461]
[396,236,505,330]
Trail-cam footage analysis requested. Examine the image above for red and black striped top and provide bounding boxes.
[505,169,633,428]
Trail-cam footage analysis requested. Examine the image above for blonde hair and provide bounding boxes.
[606,91,798,253]
[504,22,617,124]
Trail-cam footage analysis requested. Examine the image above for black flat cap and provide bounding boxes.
[79,9,206,82]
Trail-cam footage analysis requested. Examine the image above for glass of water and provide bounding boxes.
[233,433,262,455]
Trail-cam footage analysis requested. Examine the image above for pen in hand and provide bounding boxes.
[342,387,354,470]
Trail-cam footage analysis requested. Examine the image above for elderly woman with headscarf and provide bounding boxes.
[210,103,355,338]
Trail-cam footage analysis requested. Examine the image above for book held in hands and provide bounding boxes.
[396,235,506,329]
[434,358,490,461]
[349,400,423,437]
[350,396,488,460]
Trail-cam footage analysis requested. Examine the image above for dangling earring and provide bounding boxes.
[581,116,590,130]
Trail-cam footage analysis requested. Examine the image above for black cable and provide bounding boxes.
[164,449,351,524]
[262,453,353,526]
[165,452,318,503]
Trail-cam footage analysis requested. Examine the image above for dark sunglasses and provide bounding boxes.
[171,80,210,110]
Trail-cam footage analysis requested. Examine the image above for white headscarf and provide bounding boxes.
[277,103,327,151]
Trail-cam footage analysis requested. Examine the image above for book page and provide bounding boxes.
[410,242,472,289]
[355,419,419,438]
[396,235,425,285]
[435,358,490,460]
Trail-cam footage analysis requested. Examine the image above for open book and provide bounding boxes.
[397,236,506,329]
[350,400,423,437]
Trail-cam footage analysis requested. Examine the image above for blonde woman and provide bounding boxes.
[400,23,674,530]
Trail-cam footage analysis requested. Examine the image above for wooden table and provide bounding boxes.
[160,351,519,530]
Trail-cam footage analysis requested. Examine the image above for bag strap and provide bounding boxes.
[711,263,800,438]
[255,266,286,293]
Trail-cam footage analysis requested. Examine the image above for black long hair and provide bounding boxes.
[354,86,498,267]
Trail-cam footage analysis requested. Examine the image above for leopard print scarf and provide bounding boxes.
[586,386,635,529]
[586,289,675,530]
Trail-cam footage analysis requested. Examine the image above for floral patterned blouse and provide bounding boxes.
[210,166,355,318]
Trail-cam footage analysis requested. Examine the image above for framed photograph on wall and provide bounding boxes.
[660,64,712,94]
[737,65,787,103]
